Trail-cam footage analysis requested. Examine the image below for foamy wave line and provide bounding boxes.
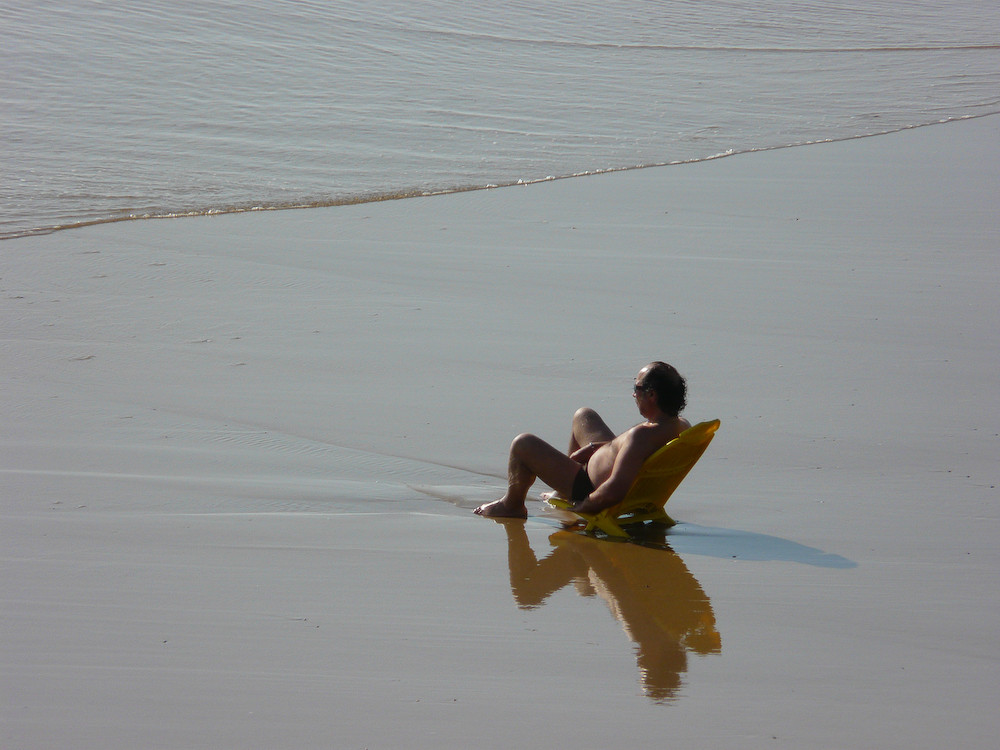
[408,25,999,54]
[2,114,992,241]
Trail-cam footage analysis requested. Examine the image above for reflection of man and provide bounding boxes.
[476,362,690,519]
[500,522,721,703]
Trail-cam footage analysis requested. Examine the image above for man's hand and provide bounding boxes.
[570,442,603,464]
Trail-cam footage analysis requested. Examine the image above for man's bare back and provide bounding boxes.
[475,362,690,519]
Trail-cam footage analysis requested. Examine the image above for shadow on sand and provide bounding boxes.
[663,523,857,569]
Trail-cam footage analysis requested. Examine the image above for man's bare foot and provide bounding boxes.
[474,498,528,519]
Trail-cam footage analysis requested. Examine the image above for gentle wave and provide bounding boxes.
[407,26,1000,54]
[5,116,985,241]
[3,0,998,241]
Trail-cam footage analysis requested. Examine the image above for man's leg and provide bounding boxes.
[568,407,616,454]
[475,433,583,518]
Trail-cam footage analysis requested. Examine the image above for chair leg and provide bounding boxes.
[592,513,629,538]
[644,508,677,527]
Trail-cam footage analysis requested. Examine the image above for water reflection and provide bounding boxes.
[500,522,720,703]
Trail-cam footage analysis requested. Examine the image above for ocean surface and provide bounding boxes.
[3,0,998,240]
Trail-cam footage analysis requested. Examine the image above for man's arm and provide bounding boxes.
[570,441,606,464]
[573,431,650,514]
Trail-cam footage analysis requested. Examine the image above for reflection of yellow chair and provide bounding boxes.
[549,419,720,538]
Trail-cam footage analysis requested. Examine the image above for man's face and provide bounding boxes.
[633,367,653,404]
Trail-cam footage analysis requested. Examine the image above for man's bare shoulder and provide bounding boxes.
[620,422,655,440]
[621,418,690,448]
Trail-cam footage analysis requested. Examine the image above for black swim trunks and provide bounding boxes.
[571,466,595,505]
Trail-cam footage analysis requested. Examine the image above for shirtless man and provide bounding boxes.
[474,362,690,519]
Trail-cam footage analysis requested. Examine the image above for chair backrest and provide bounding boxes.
[621,419,720,508]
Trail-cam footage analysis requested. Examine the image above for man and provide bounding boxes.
[475,362,690,519]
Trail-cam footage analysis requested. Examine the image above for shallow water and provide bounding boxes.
[3,0,998,238]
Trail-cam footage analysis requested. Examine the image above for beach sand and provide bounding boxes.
[2,116,998,748]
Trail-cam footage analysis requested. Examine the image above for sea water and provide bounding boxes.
[2,0,998,239]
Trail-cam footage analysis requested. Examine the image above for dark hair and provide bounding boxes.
[644,361,687,416]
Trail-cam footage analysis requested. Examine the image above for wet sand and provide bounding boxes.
[2,116,998,748]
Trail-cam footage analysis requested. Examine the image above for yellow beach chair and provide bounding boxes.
[548,419,720,538]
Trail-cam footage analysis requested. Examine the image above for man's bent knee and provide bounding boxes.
[511,433,540,454]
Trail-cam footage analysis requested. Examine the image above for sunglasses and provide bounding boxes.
[633,382,651,395]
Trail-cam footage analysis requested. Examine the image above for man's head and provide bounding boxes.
[635,362,687,417]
